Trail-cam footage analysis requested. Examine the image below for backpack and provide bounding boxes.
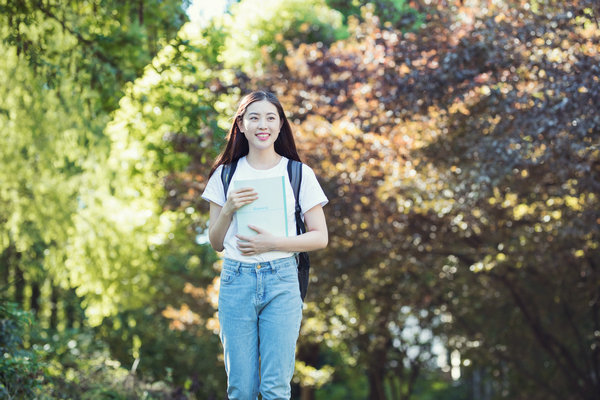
[221,158,311,301]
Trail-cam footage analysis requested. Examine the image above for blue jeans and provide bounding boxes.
[218,256,303,400]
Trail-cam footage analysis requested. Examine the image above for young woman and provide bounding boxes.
[201,90,328,399]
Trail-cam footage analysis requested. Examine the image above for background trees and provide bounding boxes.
[1,0,188,322]
[1,0,598,399]
[253,1,599,398]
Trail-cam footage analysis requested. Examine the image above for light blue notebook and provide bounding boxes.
[233,176,288,237]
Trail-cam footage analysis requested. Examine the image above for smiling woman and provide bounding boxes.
[201,90,329,399]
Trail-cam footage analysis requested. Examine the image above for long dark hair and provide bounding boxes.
[209,90,301,177]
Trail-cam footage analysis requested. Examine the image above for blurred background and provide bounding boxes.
[1,0,598,399]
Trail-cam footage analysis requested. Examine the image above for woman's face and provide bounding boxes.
[239,100,282,152]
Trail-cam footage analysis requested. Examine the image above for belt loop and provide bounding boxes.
[270,259,278,273]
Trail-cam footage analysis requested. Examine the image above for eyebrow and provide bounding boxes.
[247,112,278,116]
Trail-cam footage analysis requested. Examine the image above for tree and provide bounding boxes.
[88,20,233,391]
[0,0,187,323]
[0,1,192,393]
[251,0,599,398]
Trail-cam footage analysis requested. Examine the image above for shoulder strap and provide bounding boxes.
[287,159,305,235]
[221,159,239,199]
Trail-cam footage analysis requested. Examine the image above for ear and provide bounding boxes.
[236,117,244,133]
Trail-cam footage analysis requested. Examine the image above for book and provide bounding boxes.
[233,176,288,237]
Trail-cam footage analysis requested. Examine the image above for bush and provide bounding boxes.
[35,328,182,399]
[0,299,43,399]
[0,296,185,399]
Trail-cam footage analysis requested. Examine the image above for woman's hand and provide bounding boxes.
[222,187,257,216]
[236,225,276,256]
[233,205,328,255]
[207,188,257,252]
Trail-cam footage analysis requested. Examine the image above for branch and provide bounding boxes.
[36,3,120,71]
[561,295,592,380]
[491,272,592,396]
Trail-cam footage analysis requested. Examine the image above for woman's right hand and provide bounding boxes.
[222,187,258,216]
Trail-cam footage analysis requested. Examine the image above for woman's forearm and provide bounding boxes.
[208,203,233,252]
[208,188,259,251]
[272,205,328,253]
[272,229,328,253]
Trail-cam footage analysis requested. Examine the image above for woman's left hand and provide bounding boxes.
[236,225,277,256]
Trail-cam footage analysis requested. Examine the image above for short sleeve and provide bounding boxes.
[299,164,328,214]
[201,165,226,206]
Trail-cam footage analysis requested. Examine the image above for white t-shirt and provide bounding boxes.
[201,156,328,263]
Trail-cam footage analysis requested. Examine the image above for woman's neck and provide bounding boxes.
[246,150,282,170]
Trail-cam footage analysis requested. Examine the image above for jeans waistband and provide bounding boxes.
[222,256,297,272]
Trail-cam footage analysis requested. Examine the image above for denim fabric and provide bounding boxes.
[218,256,303,400]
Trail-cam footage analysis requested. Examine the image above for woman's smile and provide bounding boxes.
[256,132,270,141]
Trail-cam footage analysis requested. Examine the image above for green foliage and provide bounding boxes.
[65,18,236,323]
[0,294,184,399]
[95,307,224,398]
[409,371,469,400]
[0,41,92,269]
[0,1,229,396]
[22,326,188,400]
[0,0,190,322]
[326,0,424,30]
[222,0,347,73]
[310,344,368,399]
[0,299,42,399]
[0,299,183,400]
[1,0,188,112]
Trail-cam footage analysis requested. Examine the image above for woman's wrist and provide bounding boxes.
[221,203,235,218]
[270,236,283,252]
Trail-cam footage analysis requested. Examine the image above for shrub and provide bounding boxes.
[0,299,42,399]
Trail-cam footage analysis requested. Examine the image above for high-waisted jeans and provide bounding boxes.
[218,256,303,400]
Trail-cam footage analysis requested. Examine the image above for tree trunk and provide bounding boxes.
[50,284,59,330]
[367,347,389,400]
[0,246,10,286]
[367,368,387,400]
[14,265,24,306]
[472,367,481,400]
[296,341,319,400]
[404,362,420,400]
[299,386,314,400]
[65,288,76,329]
[138,0,144,24]
[30,282,41,315]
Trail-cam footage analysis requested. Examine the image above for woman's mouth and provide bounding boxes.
[256,132,270,141]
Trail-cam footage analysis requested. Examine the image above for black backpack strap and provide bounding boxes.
[220,159,239,199]
[287,159,310,301]
[287,159,305,235]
